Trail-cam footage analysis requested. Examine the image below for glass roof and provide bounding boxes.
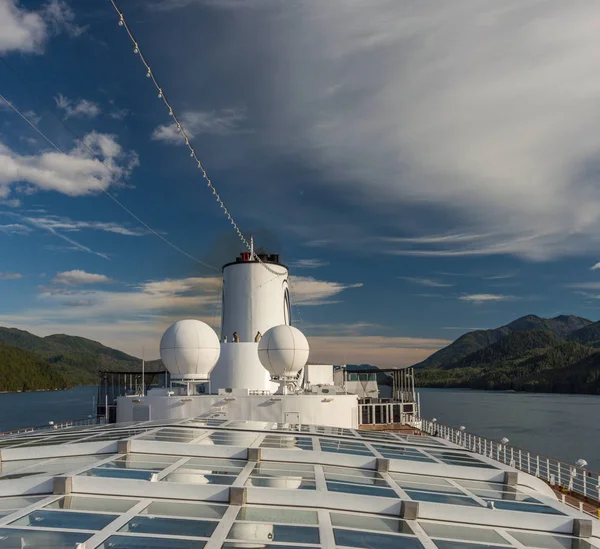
[0,418,595,549]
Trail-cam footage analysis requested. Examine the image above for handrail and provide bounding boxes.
[421,419,600,507]
[0,416,104,437]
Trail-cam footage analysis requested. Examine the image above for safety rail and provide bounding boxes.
[0,416,104,437]
[421,419,600,510]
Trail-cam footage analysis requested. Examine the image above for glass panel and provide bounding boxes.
[246,477,316,489]
[434,542,509,549]
[163,471,237,485]
[82,468,156,481]
[331,512,413,534]
[420,522,508,544]
[177,457,246,474]
[327,481,398,498]
[405,490,480,507]
[46,495,139,513]
[98,536,204,549]
[253,463,315,477]
[510,531,593,549]
[141,501,226,519]
[101,454,179,471]
[0,495,49,510]
[484,500,564,515]
[10,509,118,530]
[237,506,318,525]
[334,528,423,549]
[260,435,313,450]
[119,515,217,537]
[228,522,320,544]
[0,528,90,548]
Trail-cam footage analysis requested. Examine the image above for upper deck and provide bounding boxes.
[0,418,597,548]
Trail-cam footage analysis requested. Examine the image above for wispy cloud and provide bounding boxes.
[290,259,330,269]
[398,276,452,288]
[0,223,32,235]
[290,276,362,306]
[152,108,248,144]
[54,94,100,119]
[0,272,23,280]
[591,263,600,271]
[53,270,113,285]
[459,294,514,304]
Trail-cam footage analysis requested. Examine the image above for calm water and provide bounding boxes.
[419,388,600,470]
[0,385,97,432]
[0,386,598,471]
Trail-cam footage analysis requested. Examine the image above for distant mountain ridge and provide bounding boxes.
[414,315,600,394]
[0,327,143,389]
[414,314,592,369]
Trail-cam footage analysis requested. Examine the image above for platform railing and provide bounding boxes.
[421,419,600,506]
[0,416,104,437]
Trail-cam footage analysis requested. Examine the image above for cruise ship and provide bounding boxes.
[0,250,598,549]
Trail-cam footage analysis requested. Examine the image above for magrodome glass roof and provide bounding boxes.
[0,419,596,548]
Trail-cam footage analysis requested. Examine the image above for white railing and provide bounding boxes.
[0,416,104,437]
[421,419,600,506]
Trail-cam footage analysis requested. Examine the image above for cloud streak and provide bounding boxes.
[398,277,452,288]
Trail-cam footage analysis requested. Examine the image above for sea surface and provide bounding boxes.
[419,388,600,471]
[0,386,598,471]
[0,385,97,433]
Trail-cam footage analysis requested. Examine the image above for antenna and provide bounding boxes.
[250,235,254,259]
[142,347,145,397]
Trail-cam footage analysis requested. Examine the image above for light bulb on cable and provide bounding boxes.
[118,15,124,26]
[133,44,139,54]
[146,69,151,78]
[158,89,163,99]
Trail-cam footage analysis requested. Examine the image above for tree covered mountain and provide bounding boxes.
[414,315,591,369]
[0,327,142,388]
[0,342,73,392]
[414,316,600,394]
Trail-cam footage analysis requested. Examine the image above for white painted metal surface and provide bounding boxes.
[220,260,289,343]
[160,319,220,381]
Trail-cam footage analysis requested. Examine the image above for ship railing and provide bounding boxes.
[0,416,105,437]
[421,419,600,514]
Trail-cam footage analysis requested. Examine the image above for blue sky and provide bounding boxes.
[2,0,600,366]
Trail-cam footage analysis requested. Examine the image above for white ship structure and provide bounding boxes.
[0,249,598,549]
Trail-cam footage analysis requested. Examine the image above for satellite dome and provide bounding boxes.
[160,320,220,381]
[258,325,309,378]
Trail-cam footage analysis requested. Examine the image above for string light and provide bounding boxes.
[109,0,284,277]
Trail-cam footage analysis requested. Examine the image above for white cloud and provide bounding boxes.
[0,0,83,54]
[0,272,23,280]
[291,259,329,269]
[398,277,452,288]
[53,270,113,285]
[459,294,514,303]
[569,282,600,290]
[591,263,600,271]
[0,131,138,199]
[54,94,100,119]
[289,276,362,306]
[151,108,247,144]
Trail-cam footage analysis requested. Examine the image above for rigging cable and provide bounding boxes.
[0,90,218,272]
[107,0,285,278]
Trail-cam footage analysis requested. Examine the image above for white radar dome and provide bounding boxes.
[258,325,309,378]
[160,319,220,381]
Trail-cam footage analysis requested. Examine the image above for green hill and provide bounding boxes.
[0,327,142,386]
[414,316,600,394]
[414,314,591,369]
[567,321,600,348]
[0,342,73,392]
